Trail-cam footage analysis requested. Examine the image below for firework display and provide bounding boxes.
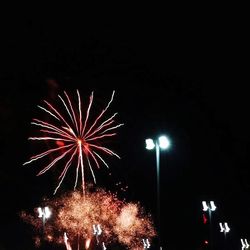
[22,90,156,249]
[23,90,123,194]
[21,189,156,249]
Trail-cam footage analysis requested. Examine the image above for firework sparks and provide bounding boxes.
[23,90,123,194]
[114,203,155,248]
[21,189,156,249]
[64,232,72,250]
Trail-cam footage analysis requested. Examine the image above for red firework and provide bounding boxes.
[23,90,123,194]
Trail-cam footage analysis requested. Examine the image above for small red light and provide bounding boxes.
[56,141,65,147]
[204,240,208,244]
[203,213,208,224]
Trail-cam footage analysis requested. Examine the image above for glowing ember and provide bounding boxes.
[23,90,123,194]
[20,189,156,249]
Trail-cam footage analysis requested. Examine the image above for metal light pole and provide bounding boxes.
[37,206,52,247]
[146,135,171,250]
[219,222,230,250]
[202,201,216,250]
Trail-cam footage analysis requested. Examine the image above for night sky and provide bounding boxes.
[0,15,249,250]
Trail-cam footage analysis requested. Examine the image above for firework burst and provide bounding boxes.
[23,90,123,194]
[21,189,156,249]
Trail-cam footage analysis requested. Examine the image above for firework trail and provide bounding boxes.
[64,232,72,250]
[23,90,123,194]
[21,189,156,249]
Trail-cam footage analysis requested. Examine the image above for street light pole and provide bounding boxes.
[219,222,230,250]
[146,135,171,250]
[202,201,216,250]
[155,141,161,248]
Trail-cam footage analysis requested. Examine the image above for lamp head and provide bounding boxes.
[158,135,171,150]
[145,138,155,150]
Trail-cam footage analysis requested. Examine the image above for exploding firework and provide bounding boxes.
[23,90,123,194]
[21,189,156,249]
[114,203,155,247]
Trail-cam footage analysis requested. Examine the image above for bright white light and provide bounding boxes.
[241,239,250,249]
[225,222,230,233]
[93,224,97,234]
[202,201,209,211]
[219,222,224,232]
[241,239,245,249]
[93,224,102,236]
[44,206,52,219]
[246,240,249,248]
[158,136,170,149]
[38,206,51,219]
[97,224,102,235]
[143,238,150,249]
[145,139,155,150]
[38,207,43,218]
[210,201,216,211]
[64,232,72,250]
[202,201,216,211]
[102,242,107,250]
[219,222,230,233]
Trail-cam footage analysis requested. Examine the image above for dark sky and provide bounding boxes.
[0,15,249,250]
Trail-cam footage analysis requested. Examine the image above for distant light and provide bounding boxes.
[143,238,150,249]
[97,224,102,235]
[219,223,224,232]
[202,201,209,211]
[145,139,155,150]
[241,239,249,249]
[225,222,230,233]
[158,136,171,149]
[202,201,216,211]
[38,207,43,218]
[204,240,209,244]
[93,224,102,236]
[37,206,51,219]
[44,207,52,219]
[210,201,216,211]
[219,222,230,233]
[203,214,208,224]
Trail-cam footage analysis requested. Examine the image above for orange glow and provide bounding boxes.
[85,238,91,249]
[114,203,155,247]
[21,189,156,249]
[47,234,53,241]
[77,139,82,145]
